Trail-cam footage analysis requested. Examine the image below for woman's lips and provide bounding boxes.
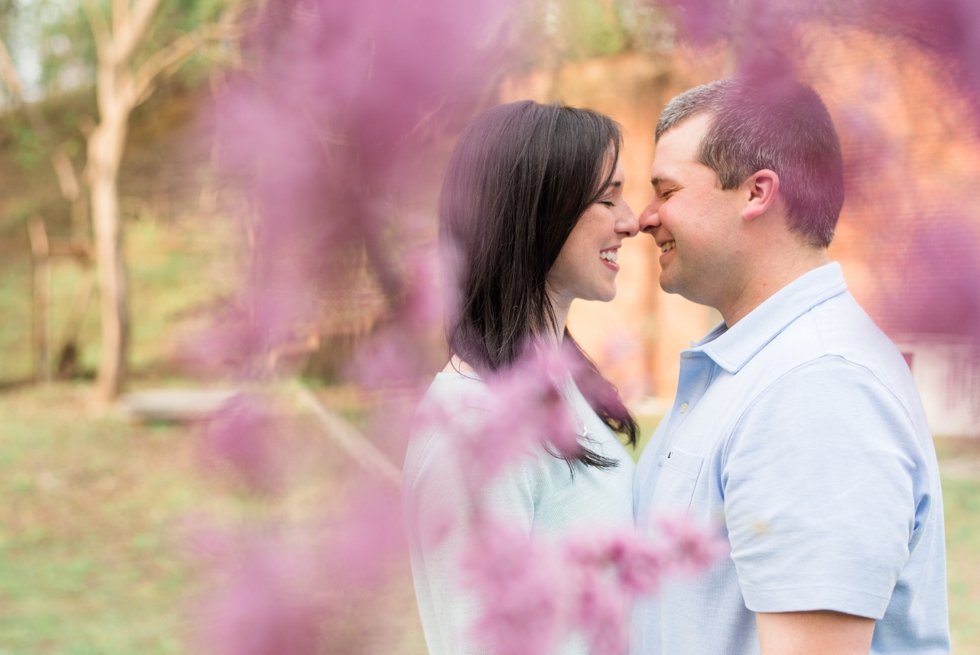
[600,248,619,271]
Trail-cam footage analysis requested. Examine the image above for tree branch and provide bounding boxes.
[130,6,243,106]
[113,0,130,40]
[115,0,166,65]
[80,0,113,61]
[129,29,204,105]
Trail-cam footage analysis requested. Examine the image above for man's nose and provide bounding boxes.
[637,198,660,234]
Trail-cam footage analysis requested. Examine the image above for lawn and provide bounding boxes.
[0,384,207,654]
[0,382,426,655]
[942,447,980,653]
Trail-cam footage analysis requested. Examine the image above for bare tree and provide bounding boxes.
[79,0,240,401]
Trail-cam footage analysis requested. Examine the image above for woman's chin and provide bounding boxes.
[595,286,617,303]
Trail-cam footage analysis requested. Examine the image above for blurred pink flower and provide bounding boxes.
[201,396,281,494]
[399,243,458,332]
[197,535,323,655]
[325,484,407,589]
[453,344,584,487]
[462,515,726,655]
[463,517,568,655]
[656,514,730,575]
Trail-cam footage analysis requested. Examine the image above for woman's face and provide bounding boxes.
[546,157,638,306]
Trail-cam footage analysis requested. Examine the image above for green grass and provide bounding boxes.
[943,474,980,653]
[0,201,245,652]
[0,381,431,655]
[632,412,663,462]
[0,384,207,654]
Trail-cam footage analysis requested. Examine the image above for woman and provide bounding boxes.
[402,100,640,655]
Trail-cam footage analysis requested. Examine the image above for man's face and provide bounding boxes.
[638,113,745,308]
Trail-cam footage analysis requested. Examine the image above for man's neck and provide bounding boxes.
[720,247,830,327]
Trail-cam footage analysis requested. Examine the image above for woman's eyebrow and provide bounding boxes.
[598,179,622,195]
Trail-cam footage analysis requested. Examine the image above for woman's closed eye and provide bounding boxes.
[599,199,616,207]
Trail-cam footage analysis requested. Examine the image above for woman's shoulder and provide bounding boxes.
[404,371,548,510]
[421,370,489,405]
[408,372,493,463]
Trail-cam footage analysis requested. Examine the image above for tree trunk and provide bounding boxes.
[28,216,52,383]
[79,0,234,400]
[89,62,132,402]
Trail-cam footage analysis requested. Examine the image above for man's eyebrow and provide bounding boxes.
[650,176,677,189]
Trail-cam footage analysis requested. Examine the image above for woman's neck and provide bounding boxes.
[443,355,477,374]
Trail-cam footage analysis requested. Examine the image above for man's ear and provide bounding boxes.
[742,169,780,221]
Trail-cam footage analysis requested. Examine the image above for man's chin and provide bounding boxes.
[659,273,682,295]
[659,275,704,306]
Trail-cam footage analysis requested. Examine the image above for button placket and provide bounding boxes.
[655,353,711,469]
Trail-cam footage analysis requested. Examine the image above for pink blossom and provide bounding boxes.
[350,329,431,391]
[461,515,726,655]
[566,561,630,655]
[655,514,730,576]
[398,243,460,332]
[463,517,568,655]
[201,396,281,494]
[325,484,406,590]
[451,344,585,487]
[196,534,323,655]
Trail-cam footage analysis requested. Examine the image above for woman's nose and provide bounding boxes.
[617,202,639,237]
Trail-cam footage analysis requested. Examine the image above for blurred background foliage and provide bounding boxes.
[0,0,979,653]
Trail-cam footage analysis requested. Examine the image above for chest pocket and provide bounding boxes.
[651,449,704,515]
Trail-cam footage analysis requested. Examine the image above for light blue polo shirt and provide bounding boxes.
[632,262,950,655]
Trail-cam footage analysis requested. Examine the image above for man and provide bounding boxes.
[632,78,950,655]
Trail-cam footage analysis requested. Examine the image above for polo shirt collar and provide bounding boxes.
[691,262,848,374]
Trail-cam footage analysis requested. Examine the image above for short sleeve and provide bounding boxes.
[722,357,926,619]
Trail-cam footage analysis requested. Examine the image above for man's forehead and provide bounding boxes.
[656,110,713,145]
[650,114,712,180]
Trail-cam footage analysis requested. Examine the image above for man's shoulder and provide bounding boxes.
[803,291,918,395]
[740,291,929,438]
[759,291,908,385]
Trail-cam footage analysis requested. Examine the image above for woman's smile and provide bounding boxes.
[599,247,620,271]
[546,158,637,307]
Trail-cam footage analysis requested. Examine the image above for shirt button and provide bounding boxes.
[679,402,689,413]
